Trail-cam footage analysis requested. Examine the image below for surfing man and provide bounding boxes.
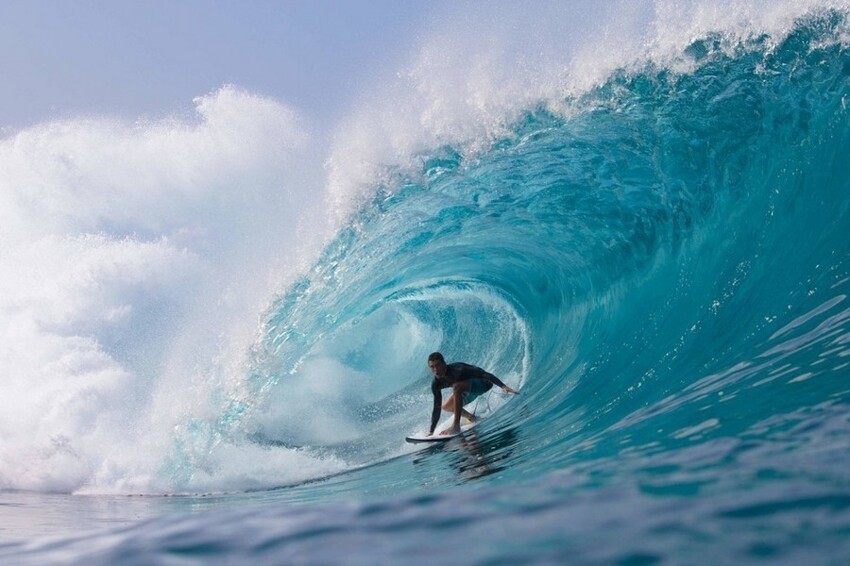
[427,352,519,436]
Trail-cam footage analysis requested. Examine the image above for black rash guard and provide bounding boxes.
[430,363,506,433]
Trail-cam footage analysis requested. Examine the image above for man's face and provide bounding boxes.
[428,359,448,378]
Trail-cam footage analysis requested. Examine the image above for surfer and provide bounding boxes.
[427,352,519,436]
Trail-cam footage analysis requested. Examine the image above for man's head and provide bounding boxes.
[428,351,448,378]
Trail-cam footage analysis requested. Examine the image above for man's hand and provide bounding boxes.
[502,385,519,395]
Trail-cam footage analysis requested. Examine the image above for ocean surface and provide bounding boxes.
[2,2,850,564]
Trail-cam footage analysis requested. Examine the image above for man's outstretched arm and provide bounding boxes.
[473,367,519,394]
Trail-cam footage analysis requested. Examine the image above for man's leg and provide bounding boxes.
[443,381,474,433]
[441,389,476,421]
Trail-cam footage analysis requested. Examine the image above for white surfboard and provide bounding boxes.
[405,419,479,443]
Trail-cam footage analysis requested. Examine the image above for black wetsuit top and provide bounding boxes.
[430,363,506,433]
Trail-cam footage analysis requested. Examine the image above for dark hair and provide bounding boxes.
[427,352,445,363]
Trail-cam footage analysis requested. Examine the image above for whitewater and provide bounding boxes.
[2,1,850,563]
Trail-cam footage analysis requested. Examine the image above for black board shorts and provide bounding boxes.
[462,378,494,405]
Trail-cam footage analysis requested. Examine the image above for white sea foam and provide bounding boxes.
[0,86,336,493]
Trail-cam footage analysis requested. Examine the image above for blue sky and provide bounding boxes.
[0,1,434,130]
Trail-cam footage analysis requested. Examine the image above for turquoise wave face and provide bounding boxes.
[235,10,850,494]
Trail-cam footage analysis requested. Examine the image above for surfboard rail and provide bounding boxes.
[405,419,478,443]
